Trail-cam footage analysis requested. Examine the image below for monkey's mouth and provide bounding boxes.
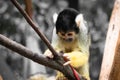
[64,38,73,42]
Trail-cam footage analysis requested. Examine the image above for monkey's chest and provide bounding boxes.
[64,47,72,52]
[58,42,79,53]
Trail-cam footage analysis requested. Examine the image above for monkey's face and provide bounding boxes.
[58,31,77,42]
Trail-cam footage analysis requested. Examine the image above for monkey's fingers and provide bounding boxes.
[63,61,71,66]
[44,51,54,58]
[63,54,71,66]
[63,54,70,61]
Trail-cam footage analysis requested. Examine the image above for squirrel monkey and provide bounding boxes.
[44,8,91,80]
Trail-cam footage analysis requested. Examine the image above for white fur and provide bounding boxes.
[75,14,84,25]
[53,13,58,24]
[75,14,87,31]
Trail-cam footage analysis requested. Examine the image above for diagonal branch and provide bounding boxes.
[0,34,59,70]
[0,34,85,80]
[10,0,58,57]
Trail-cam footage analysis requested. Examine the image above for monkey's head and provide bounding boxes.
[55,8,79,42]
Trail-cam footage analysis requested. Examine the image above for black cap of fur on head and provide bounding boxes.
[56,8,79,34]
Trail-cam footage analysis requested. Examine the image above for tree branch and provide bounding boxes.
[10,0,58,57]
[0,34,81,80]
[0,34,59,70]
[99,0,120,80]
[24,0,33,19]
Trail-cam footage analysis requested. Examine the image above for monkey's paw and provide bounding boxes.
[44,50,54,58]
[63,54,71,66]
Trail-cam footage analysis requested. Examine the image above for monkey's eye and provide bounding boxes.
[61,33,65,36]
[67,33,73,36]
[67,32,74,36]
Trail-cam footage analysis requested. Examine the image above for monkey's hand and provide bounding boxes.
[44,49,69,59]
[63,51,89,68]
[44,49,54,58]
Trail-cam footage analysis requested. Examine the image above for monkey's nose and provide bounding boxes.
[66,38,73,42]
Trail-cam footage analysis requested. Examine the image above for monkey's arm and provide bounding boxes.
[65,51,89,68]
[76,14,91,54]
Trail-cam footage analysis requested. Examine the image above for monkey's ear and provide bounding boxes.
[53,13,58,24]
[75,14,84,27]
